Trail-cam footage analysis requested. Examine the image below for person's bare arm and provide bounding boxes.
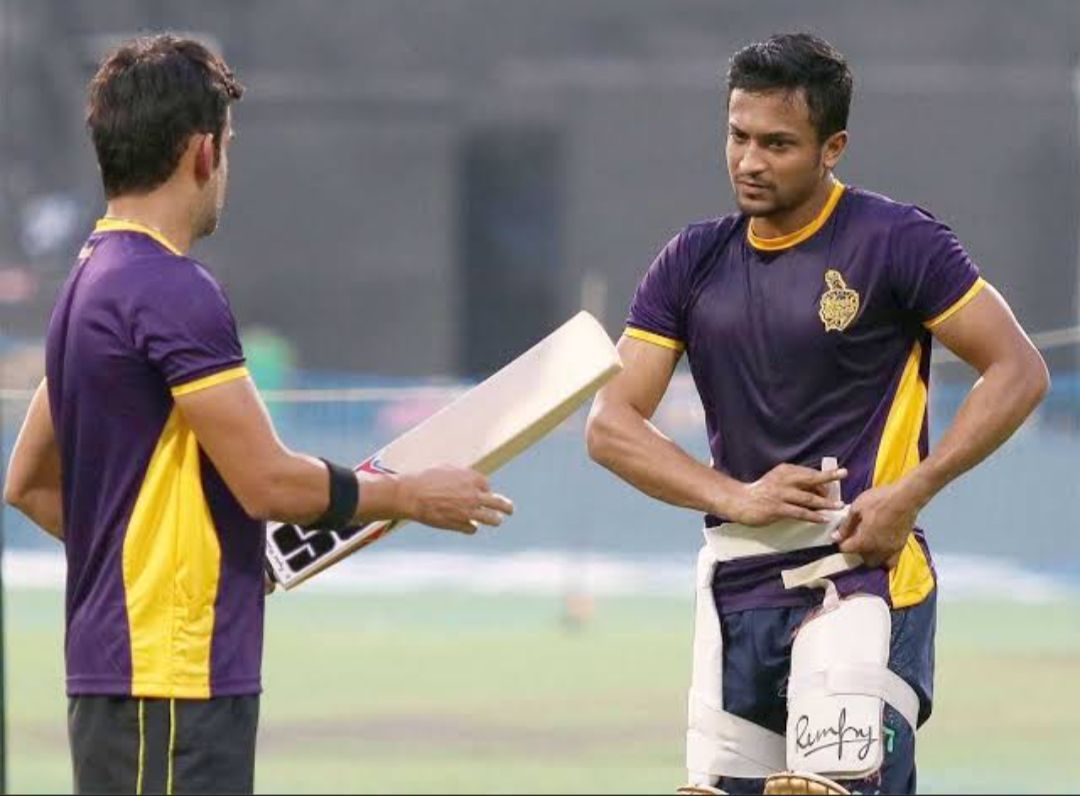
[3,380,64,540]
[586,336,844,526]
[175,376,512,533]
[837,285,1050,564]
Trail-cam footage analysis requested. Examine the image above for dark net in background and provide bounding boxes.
[0,0,1077,376]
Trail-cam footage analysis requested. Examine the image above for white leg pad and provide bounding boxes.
[785,593,919,780]
[687,545,786,781]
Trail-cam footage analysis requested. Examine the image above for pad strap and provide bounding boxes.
[688,694,787,777]
[781,553,863,591]
[704,509,848,562]
[788,664,920,730]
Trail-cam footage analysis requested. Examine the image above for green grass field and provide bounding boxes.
[5,589,1079,794]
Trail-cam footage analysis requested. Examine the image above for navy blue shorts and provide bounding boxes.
[715,589,936,796]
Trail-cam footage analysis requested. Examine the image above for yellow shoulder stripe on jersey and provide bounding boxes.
[747,180,845,252]
[924,277,988,329]
[94,218,183,256]
[624,327,686,353]
[170,366,250,398]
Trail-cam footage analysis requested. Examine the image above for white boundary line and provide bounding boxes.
[3,548,1074,602]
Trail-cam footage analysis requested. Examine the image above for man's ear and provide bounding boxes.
[822,130,848,171]
[193,133,216,184]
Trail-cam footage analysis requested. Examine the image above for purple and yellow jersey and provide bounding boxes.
[626,183,986,612]
[45,219,264,698]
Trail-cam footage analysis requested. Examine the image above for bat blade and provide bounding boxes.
[265,311,621,590]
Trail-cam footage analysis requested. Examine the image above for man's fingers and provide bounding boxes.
[774,464,826,483]
[470,507,505,527]
[778,504,829,524]
[480,492,514,515]
[804,467,848,485]
[455,520,479,534]
[837,533,861,554]
[832,509,860,542]
[837,526,875,558]
[782,488,844,511]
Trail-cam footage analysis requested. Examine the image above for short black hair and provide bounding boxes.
[87,34,243,199]
[727,32,852,142]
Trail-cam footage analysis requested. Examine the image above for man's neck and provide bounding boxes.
[750,175,838,240]
[103,193,194,254]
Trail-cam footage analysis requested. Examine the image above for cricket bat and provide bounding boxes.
[264,311,622,590]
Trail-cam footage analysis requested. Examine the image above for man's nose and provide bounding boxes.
[738,143,766,175]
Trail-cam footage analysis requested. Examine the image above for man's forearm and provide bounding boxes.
[587,403,738,516]
[254,451,414,526]
[900,355,1049,508]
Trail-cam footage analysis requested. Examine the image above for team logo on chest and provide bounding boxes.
[818,269,860,332]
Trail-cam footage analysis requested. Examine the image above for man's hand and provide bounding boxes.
[833,482,920,567]
[727,463,847,527]
[398,466,514,534]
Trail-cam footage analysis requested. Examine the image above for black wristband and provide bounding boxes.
[306,458,360,530]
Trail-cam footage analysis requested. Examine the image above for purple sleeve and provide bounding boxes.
[133,262,246,387]
[889,206,983,325]
[626,230,696,345]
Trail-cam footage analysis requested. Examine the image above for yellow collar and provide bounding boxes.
[94,217,183,256]
[747,180,845,252]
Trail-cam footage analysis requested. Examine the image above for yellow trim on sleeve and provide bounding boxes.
[170,366,249,398]
[748,180,845,251]
[624,327,686,353]
[94,218,183,256]
[923,277,988,329]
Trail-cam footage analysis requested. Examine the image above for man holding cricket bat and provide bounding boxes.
[3,35,512,795]
[587,33,1048,795]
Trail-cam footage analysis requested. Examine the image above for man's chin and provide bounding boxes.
[734,197,778,217]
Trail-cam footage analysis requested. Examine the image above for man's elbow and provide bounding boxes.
[1025,350,1051,408]
[1007,346,1051,419]
[585,409,618,468]
[3,477,28,512]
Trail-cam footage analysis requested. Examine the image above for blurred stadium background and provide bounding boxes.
[1,1,1078,793]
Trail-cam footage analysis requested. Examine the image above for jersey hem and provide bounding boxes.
[67,676,263,698]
